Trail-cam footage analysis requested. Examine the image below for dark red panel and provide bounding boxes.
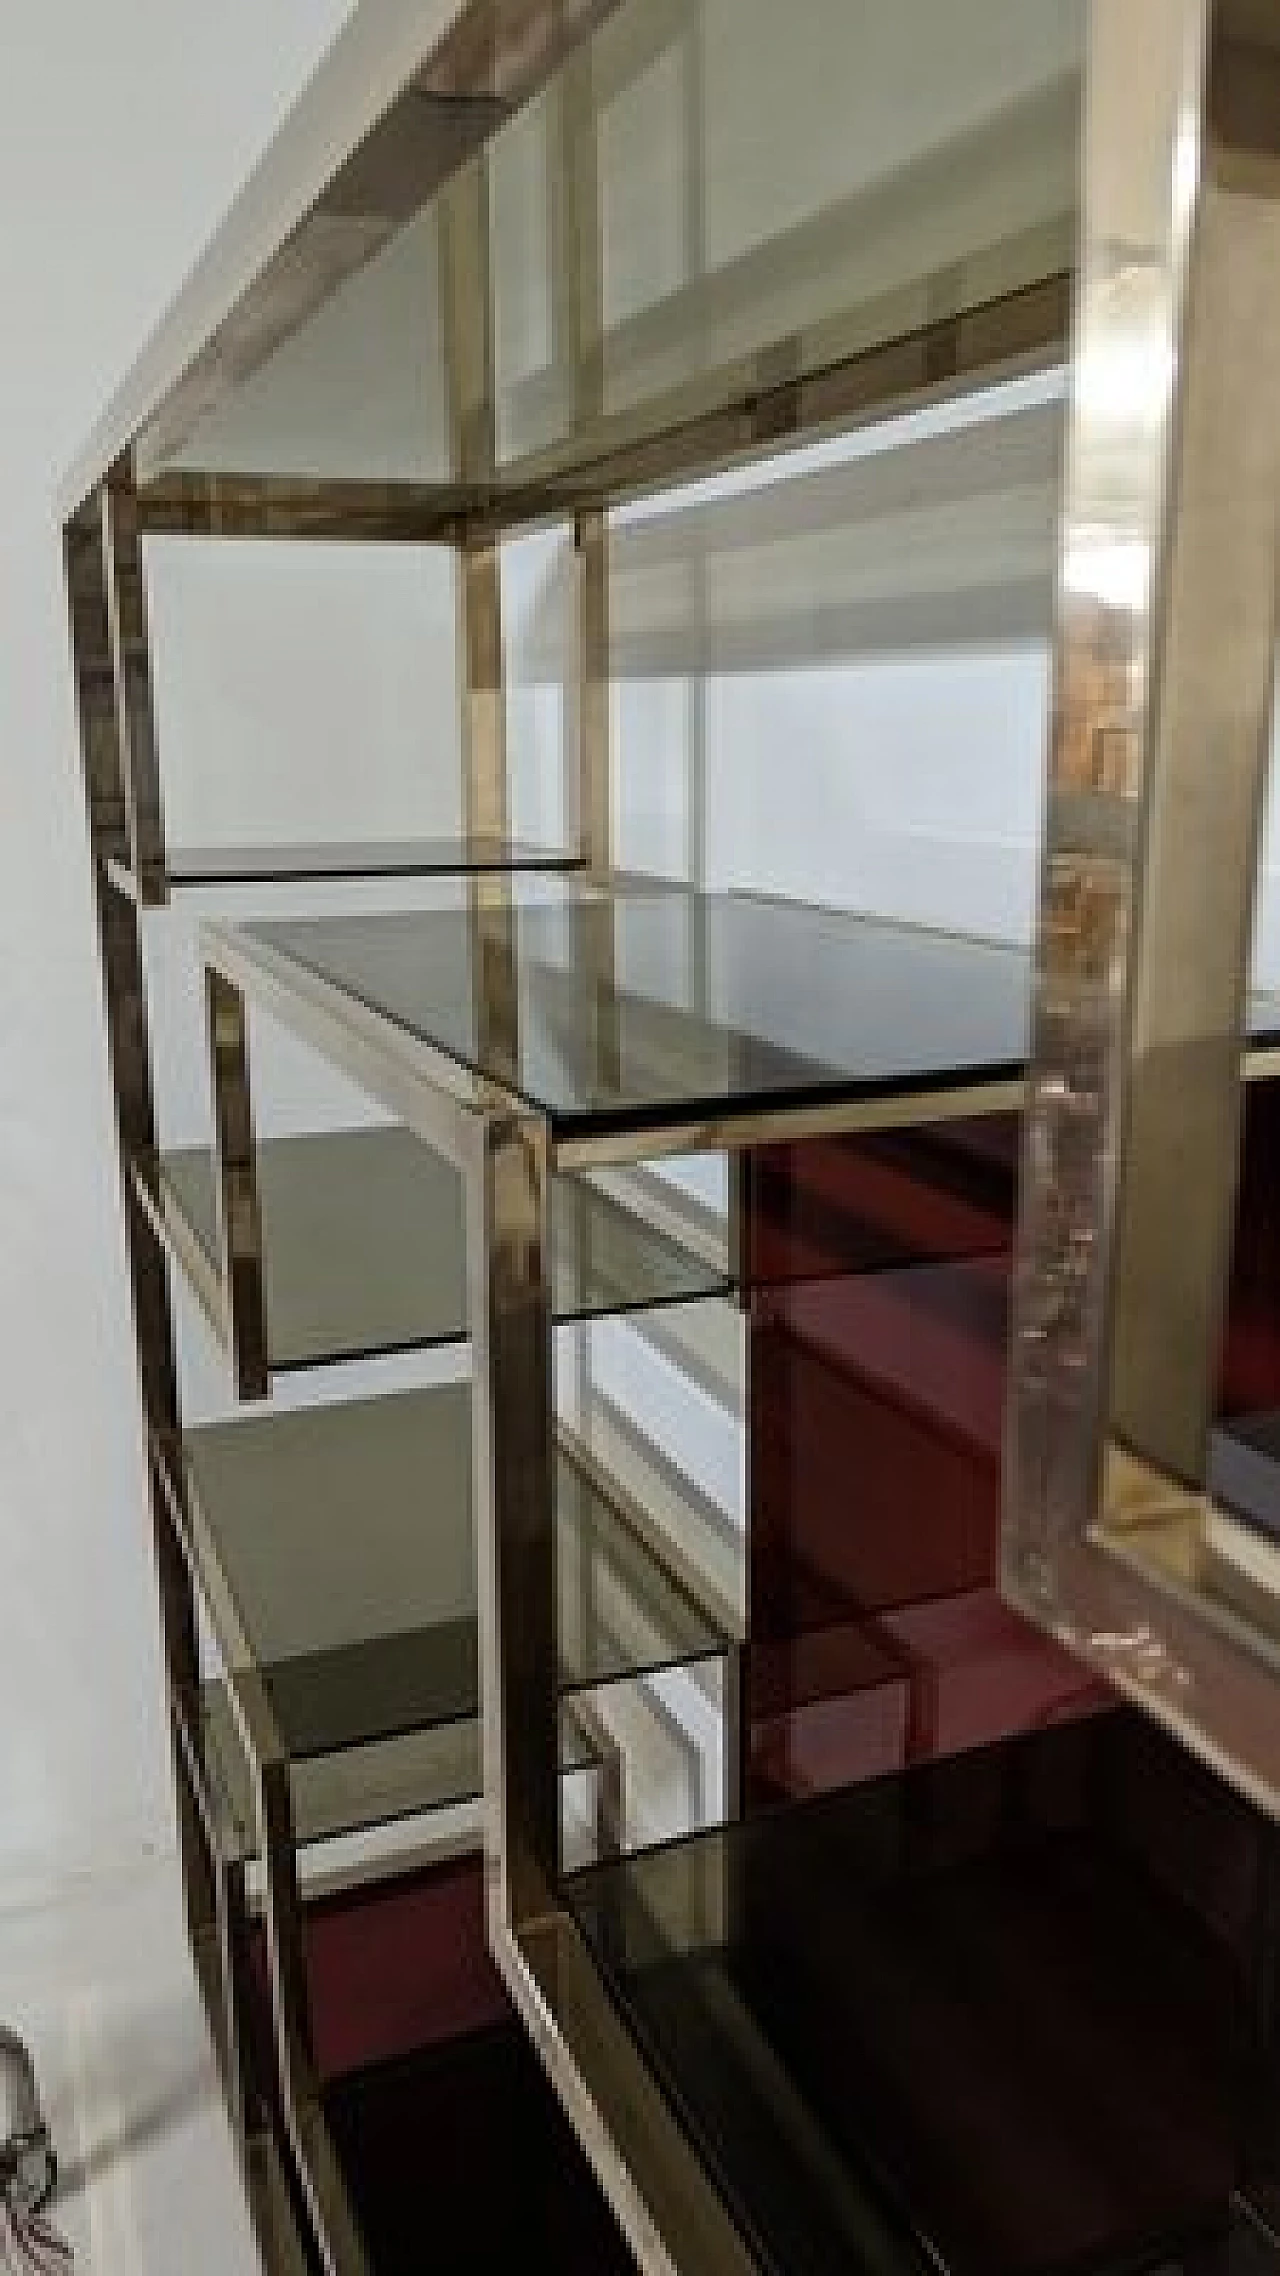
[746,1131,1108,1813]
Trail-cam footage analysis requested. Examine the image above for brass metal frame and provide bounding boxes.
[1005,0,1280,1813]
[206,970,272,1403]
[63,488,304,2266]
[101,479,169,905]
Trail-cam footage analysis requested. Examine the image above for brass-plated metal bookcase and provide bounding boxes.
[61,1,1280,2272]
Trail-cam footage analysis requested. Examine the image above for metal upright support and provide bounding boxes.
[1006,0,1280,1789]
[231,1672,372,2276]
[440,155,525,1102]
[571,509,612,874]
[468,1108,559,1936]
[63,489,231,2115]
[552,45,613,874]
[102,476,169,906]
[205,969,271,1403]
[441,158,510,851]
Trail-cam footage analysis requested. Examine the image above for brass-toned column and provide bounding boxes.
[1008,0,1280,1580]
[553,45,614,873]
[102,475,169,905]
[468,1108,558,1934]
[205,969,272,1402]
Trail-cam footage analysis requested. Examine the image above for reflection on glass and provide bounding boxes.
[558,1119,1280,2276]
[235,1855,634,2271]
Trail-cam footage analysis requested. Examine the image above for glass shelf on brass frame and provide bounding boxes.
[166,1567,639,2276]
[131,1127,729,1393]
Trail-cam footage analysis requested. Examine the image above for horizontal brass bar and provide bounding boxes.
[135,473,478,542]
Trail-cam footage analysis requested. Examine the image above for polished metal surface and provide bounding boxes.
[205,970,271,1401]
[66,0,1280,2268]
[60,1,628,513]
[62,0,1078,541]
[1006,0,1280,1811]
[134,472,475,542]
[491,1910,755,2275]
[132,1131,725,1381]
[230,1672,374,2276]
[572,512,612,872]
[64,492,221,2144]
[469,1106,559,1930]
[101,482,168,905]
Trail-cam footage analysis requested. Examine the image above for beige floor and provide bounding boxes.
[0,1856,261,2275]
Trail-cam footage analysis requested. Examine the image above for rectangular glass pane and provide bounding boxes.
[243,890,1280,1142]
[181,1383,730,1782]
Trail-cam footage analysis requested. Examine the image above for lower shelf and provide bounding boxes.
[322,2023,633,2276]
[567,1711,1280,2276]
[243,1856,632,2275]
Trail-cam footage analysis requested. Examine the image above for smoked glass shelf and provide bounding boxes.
[159,1384,733,1853]
[206,893,1035,1161]
[104,836,584,900]
[567,1714,1280,2276]
[132,1127,726,1377]
[207,890,1280,1163]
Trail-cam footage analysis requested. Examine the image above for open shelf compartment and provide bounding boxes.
[156,1383,735,1864]
[244,1851,634,2276]
[567,1711,1280,2276]
[134,1126,729,1380]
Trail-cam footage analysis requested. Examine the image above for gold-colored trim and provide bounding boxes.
[101,479,169,907]
[205,969,272,1401]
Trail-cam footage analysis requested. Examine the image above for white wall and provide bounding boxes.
[0,0,354,1900]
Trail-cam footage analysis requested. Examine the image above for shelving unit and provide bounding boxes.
[60,1,1280,2273]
